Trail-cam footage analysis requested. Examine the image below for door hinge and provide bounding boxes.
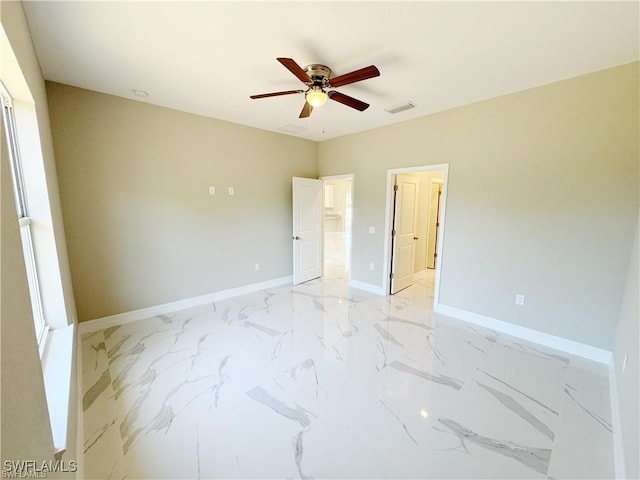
[393,184,399,192]
[391,229,396,236]
[389,273,394,279]
[434,253,438,258]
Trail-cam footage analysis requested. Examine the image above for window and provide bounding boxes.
[1,86,48,351]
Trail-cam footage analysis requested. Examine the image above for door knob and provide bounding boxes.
[413,236,419,240]
[293,236,301,240]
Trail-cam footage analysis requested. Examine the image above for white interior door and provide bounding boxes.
[390,174,419,294]
[292,177,323,285]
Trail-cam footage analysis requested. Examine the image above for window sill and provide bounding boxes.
[41,323,75,453]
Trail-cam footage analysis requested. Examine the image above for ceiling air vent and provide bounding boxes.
[385,101,416,114]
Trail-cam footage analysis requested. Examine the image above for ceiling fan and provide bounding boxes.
[250,57,380,118]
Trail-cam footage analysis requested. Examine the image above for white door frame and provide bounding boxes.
[319,174,354,283]
[382,164,449,301]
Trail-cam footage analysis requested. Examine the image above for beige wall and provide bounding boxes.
[1,1,76,473]
[47,83,318,321]
[1,3,76,330]
[319,63,639,350]
[614,216,639,479]
[1,90,56,474]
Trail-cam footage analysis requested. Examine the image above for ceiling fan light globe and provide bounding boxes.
[306,88,328,107]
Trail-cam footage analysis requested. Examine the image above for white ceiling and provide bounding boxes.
[22,1,639,142]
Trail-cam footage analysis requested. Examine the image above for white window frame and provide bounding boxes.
[1,87,49,353]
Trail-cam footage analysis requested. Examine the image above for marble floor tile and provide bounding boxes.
[80,270,616,479]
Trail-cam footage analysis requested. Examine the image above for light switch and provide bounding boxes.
[208,186,216,196]
[369,226,375,234]
[228,187,235,196]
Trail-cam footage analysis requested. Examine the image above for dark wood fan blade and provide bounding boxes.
[277,58,312,84]
[250,90,304,99]
[329,65,380,88]
[328,91,369,111]
[299,101,313,118]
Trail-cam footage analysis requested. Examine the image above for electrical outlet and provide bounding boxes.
[208,186,216,195]
[228,187,235,195]
[254,263,260,271]
[369,263,374,271]
[369,226,376,234]
[515,294,525,306]
[623,353,628,373]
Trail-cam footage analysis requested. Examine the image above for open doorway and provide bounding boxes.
[321,175,353,281]
[384,165,448,300]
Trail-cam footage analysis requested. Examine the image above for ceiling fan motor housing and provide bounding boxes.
[305,64,332,87]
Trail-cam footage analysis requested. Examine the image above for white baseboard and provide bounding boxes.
[608,360,627,479]
[349,279,386,296]
[79,276,292,334]
[434,303,613,364]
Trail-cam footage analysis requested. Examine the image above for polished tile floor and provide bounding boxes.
[81,265,614,479]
